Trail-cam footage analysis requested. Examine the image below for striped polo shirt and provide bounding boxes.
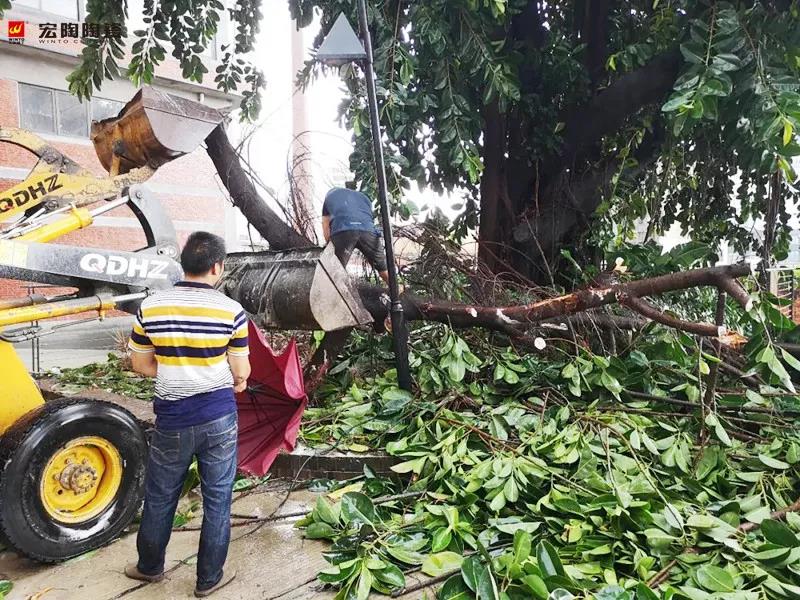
[128,281,249,429]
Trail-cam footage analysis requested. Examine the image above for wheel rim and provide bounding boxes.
[39,436,123,524]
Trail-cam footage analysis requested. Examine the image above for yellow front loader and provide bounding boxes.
[0,87,370,562]
[0,88,222,561]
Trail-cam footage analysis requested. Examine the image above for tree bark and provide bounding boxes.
[501,49,682,282]
[206,125,314,251]
[478,101,507,274]
[356,263,751,342]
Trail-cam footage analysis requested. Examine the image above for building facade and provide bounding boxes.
[0,0,240,299]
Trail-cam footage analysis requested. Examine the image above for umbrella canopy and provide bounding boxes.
[236,322,307,476]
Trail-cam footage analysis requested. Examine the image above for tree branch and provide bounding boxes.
[559,48,681,163]
[619,294,728,339]
[357,264,753,334]
[206,125,314,251]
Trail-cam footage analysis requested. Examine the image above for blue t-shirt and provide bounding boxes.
[323,188,379,235]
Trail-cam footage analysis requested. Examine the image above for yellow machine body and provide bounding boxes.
[0,88,227,560]
[0,127,156,223]
[0,340,44,434]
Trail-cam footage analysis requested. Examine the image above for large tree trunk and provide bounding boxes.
[477,48,682,283]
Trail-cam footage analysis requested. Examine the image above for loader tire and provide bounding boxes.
[0,398,148,562]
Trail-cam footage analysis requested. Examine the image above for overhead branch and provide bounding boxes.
[559,48,681,164]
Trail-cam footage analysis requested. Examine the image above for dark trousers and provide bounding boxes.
[136,412,237,590]
[331,230,388,272]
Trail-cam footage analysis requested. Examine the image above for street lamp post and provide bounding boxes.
[316,4,413,391]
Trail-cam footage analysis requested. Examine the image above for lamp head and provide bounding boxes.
[316,13,367,66]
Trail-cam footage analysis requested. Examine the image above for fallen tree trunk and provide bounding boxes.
[357,263,750,343]
[206,124,752,346]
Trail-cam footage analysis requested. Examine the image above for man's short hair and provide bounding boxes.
[344,180,357,190]
[181,231,227,276]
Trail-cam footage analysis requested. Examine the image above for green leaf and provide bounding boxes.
[662,92,693,112]
[503,476,520,503]
[489,490,506,512]
[522,575,548,600]
[356,566,373,600]
[680,43,704,64]
[751,546,791,566]
[391,457,425,474]
[381,387,413,412]
[432,527,453,552]
[461,556,499,600]
[440,574,475,600]
[319,564,355,584]
[536,541,565,577]
[596,586,633,600]
[315,496,338,525]
[711,53,742,71]
[635,583,660,600]
[421,551,464,576]
[665,504,685,531]
[341,492,376,527]
[759,454,790,470]
[373,564,405,590]
[305,521,336,539]
[386,546,425,565]
[695,564,734,592]
[784,120,795,147]
[781,348,800,373]
[600,371,622,398]
[645,528,676,551]
[513,529,532,564]
[762,519,800,547]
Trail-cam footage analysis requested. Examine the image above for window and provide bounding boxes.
[55,91,87,137]
[18,85,55,133]
[91,97,124,122]
[201,33,220,60]
[19,84,124,138]
[14,0,81,19]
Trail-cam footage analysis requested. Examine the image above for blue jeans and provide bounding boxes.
[136,412,238,590]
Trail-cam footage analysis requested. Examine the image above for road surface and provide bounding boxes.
[12,317,134,372]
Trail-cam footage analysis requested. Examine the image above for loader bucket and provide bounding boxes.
[220,244,373,332]
[91,87,224,175]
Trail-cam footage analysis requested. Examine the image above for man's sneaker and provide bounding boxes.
[195,570,237,597]
[124,563,165,583]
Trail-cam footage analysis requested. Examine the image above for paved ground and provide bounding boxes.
[12,317,133,372]
[4,329,434,599]
[0,488,330,600]
[0,486,433,600]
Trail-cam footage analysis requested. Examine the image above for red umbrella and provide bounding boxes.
[235,321,307,476]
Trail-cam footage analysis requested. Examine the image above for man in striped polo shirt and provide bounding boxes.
[125,231,250,597]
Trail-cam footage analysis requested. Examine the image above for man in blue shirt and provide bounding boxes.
[322,182,389,285]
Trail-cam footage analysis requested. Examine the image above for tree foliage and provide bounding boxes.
[297,244,800,599]
[289,0,800,279]
[4,0,796,278]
